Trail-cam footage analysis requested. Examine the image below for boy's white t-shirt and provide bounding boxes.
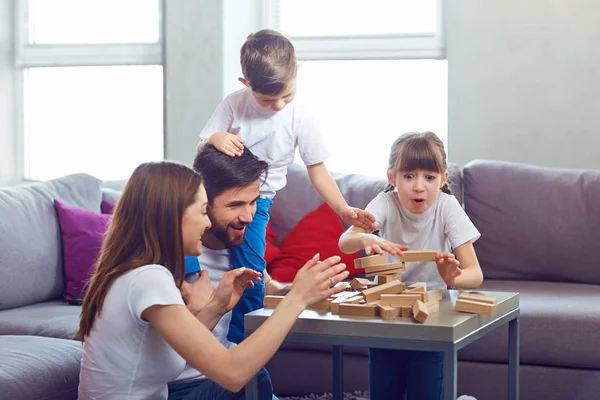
[78,265,186,400]
[199,88,330,198]
[366,191,481,290]
[175,247,236,383]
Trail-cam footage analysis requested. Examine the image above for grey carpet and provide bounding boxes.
[278,391,369,400]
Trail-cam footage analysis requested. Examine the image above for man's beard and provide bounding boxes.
[209,220,247,248]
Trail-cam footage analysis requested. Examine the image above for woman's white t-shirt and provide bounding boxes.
[366,191,481,290]
[78,265,186,400]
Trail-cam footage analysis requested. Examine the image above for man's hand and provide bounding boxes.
[208,132,244,157]
[436,252,462,286]
[212,268,262,312]
[180,270,215,314]
[339,206,377,232]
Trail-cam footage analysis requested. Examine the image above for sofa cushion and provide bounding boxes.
[0,300,81,339]
[271,163,463,244]
[0,174,102,311]
[458,280,600,369]
[267,203,361,282]
[0,335,81,400]
[55,200,112,302]
[463,160,600,284]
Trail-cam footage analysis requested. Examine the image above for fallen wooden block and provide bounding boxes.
[354,254,386,269]
[377,273,401,284]
[264,295,284,308]
[338,303,378,317]
[361,280,405,302]
[412,300,430,323]
[455,298,497,316]
[404,289,428,303]
[307,298,331,311]
[377,305,397,320]
[407,282,427,292]
[330,292,362,314]
[350,277,370,290]
[427,289,443,302]
[401,306,412,318]
[458,292,497,305]
[379,293,420,307]
[399,250,438,262]
[424,300,440,314]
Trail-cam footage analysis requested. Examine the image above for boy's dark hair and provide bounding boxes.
[240,29,297,96]
[193,144,269,203]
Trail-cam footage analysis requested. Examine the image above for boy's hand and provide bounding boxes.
[208,132,244,157]
[363,235,408,257]
[339,206,377,232]
[436,252,462,286]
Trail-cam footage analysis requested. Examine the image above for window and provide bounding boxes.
[16,0,163,181]
[265,0,447,178]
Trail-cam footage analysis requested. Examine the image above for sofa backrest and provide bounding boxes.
[0,174,102,310]
[463,159,600,285]
[270,163,463,244]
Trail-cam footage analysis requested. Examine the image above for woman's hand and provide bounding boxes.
[436,252,462,286]
[287,254,350,309]
[212,268,262,312]
[180,270,215,314]
[362,235,408,257]
[208,132,244,157]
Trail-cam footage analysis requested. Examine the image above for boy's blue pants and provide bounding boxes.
[369,348,444,399]
[184,197,273,344]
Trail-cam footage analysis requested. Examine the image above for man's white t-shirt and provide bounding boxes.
[175,247,235,383]
[78,265,186,400]
[199,88,330,198]
[366,191,481,290]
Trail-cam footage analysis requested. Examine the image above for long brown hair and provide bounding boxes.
[77,161,203,340]
[384,131,451,194]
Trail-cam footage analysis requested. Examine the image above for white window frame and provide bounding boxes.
[13,0,163,181]
[262,0,445,60]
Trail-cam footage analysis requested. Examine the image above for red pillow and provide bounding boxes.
[264,220,281,264]
[267,203,361,282]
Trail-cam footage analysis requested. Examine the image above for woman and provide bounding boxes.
[78,161,349,399]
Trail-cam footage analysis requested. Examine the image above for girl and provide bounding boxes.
[338,131,483,399]
[78,161,349,399]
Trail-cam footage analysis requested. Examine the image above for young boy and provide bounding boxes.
[195,29,376,343]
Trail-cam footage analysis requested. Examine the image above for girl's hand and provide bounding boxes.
[212,268,262,312]
[339,206,377,232]
[287,254,350,309]
[362,235,408,257]
[180,270,215,314]
[208,132,244,157]
[436,252,462,286]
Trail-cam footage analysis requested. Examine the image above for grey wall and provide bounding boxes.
[0,0,16,185]
[447,0,600,169]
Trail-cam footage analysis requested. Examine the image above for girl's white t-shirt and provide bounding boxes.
[366,191,481,290]
[78,265,186,400]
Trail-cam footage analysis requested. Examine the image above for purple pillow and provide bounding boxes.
[101,200,115,214]
[54,200,112,302]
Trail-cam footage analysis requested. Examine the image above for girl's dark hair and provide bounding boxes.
[193,144,269,203]
[78,162,203,340]
[384,131,451,194]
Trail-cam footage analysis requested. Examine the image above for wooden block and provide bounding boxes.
[338,303,378,317]
[379,293,420,307]
[350,277,370,290]
[407,282,427,292]
[307,298,331,311]
[377,273,400,284]
[342,295,365,304]
[458,292,497,305]
[361,280,405,302]
[404,289,428,303]
[401,306,412,318]
[455,298,497,316]
[377,305,396,320]
[367,281,378,288]
[424,300,440,314]
[264,295,284,308]
[427,289,443,302]
[363,262,406,274]
[354,254,386,269]
[412,300,429,323]
[399,250,438,262]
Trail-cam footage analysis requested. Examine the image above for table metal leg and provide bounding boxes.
[508,316,520,400]
[332,345,344,400]
[443,347,457,400]
[245,373,258,400]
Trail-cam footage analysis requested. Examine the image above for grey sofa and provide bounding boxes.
[1,160,599,400]
[0,174,119,400]
[266,161,600,400]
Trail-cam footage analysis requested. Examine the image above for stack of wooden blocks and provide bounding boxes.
[263,251,497,323]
